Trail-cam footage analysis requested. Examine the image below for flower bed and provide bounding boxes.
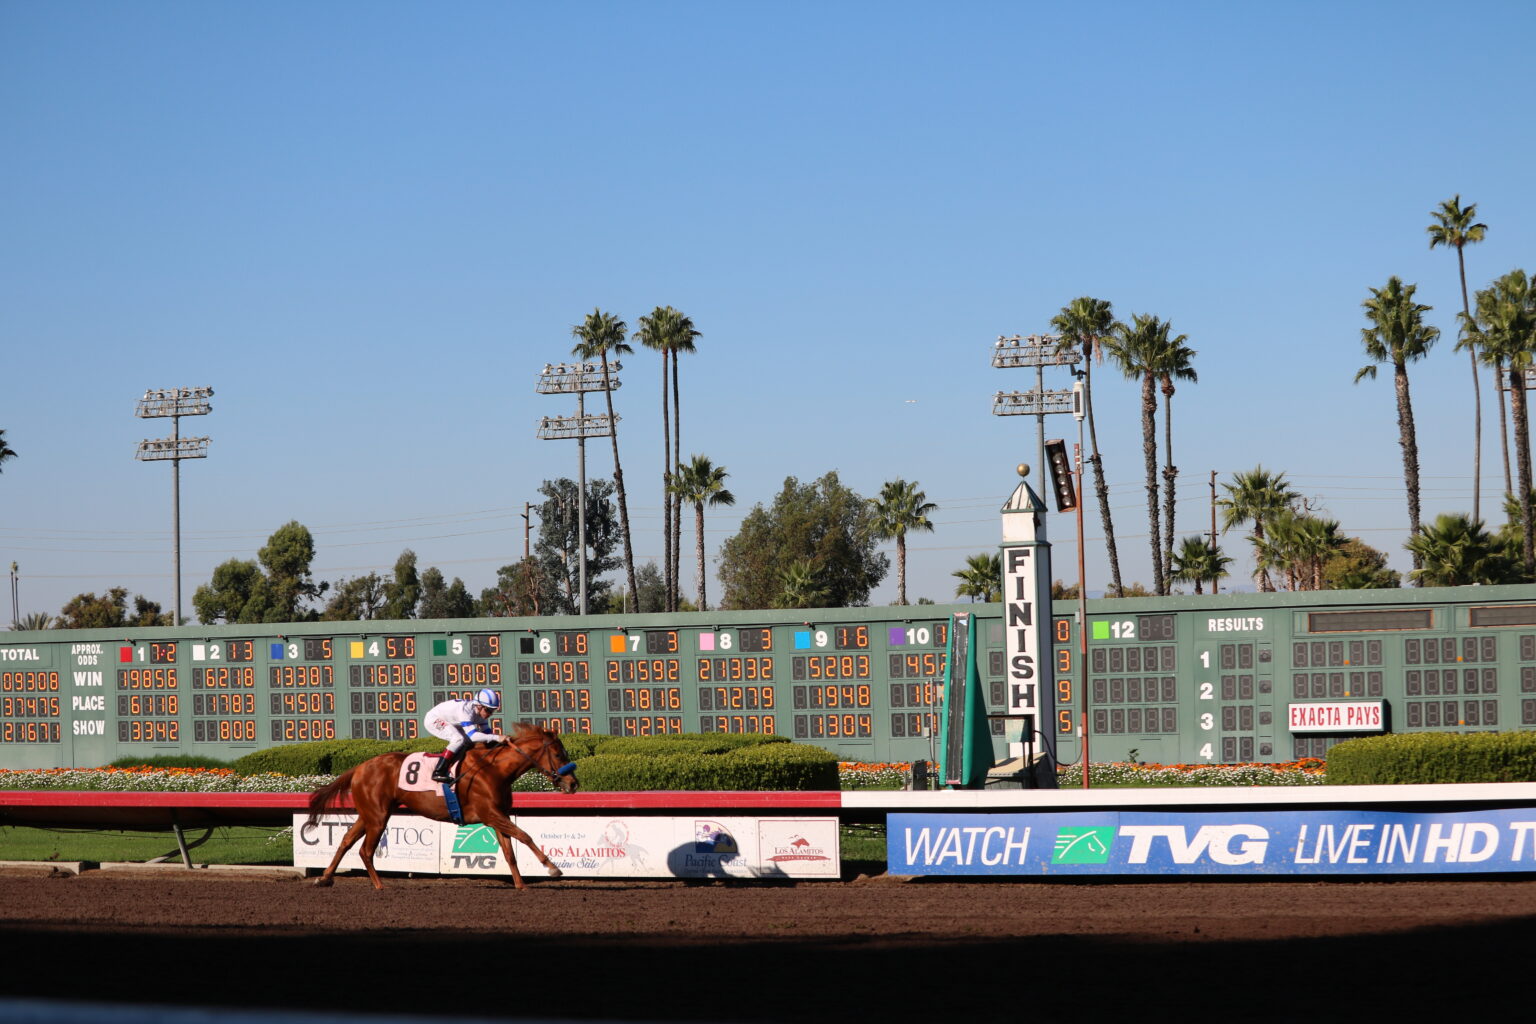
[1062,758,1328,787]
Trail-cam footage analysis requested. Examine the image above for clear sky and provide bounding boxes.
[3,0,1534,622]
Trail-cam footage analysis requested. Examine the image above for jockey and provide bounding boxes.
[424,688,505,784]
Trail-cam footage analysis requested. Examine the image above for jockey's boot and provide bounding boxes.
[431,752,457,784]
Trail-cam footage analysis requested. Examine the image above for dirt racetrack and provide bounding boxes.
[2,868,1534,1023]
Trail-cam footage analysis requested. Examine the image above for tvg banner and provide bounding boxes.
[890,809,1536,876]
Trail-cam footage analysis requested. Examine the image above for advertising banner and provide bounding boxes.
[292,814,442,872]
[293,814,840,880]
[890,809,1536,876]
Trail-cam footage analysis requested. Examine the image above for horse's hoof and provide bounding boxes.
[313,877,334,888]
[547,865,563,879]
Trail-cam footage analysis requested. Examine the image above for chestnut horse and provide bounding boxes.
[306,722,579,890]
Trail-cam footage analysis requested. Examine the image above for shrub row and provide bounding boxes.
[1326,731,1536,785]
[229,731,833,791]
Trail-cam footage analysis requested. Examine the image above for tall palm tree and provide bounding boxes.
[1147,325,1197,583]
[1469,270,1536,573]
[571,309,638,610]
[1355,277,1440,574]
[634,307,702,611]
[1105,313,1172,594]
[866,479,937,605]
[1428,195,1491,518]
[1217,466,1300,592]
[669,454,735,611]
[1169,536,1231,595]
[666,310,700,609]
[952,552,1002,603]
[0,430,16,474]
[1050,297,1125,596]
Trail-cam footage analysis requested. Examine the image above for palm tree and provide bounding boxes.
[1105,313,1174,594]
[1147,325,1197,583]
[1406,513,1518,587]
[1169,536,1231,594]
[634,307,702,611]
[669,454,735,611]
[12,612,52,631]
[1252,510,1345,592]
[571,309,638,610]
[1469,270,1536,573]
[1428,195,1491,518]
[774,559,828,609]
[952,552,1002,603]
[1218,466,1300,592]
[1050,297,1125,596]
[1355,277,1440,573]
[866,479,937,605]
[0,430,16,474]
[1291,513,1346,591]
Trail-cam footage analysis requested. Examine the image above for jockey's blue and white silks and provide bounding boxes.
[424,698,501,753]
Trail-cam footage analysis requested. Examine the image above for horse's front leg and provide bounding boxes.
[491,829,527,889]
[486,813,562,884]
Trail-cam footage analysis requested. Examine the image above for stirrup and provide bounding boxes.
[432,770,452,784]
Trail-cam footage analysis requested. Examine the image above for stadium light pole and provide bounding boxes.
[991,334,1081,482]
[537,362,619,615]
[135,386,213,626]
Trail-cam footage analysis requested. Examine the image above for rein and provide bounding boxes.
[495,735,577,787]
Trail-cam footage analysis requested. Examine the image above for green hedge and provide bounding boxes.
[229,732,835,791]
[1326,731,1536,784]
[588,733,787,758]
[575,742,837,791]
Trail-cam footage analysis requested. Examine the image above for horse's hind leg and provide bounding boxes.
[313,818,368,888]
[357,821,389,890]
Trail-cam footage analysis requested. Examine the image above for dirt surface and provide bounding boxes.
[2,868,1534,1022]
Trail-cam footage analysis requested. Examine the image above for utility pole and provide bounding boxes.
[1209,470,1219,595]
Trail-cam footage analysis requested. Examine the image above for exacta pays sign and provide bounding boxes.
[1287,701,1385,732]
[890,810,1536,876]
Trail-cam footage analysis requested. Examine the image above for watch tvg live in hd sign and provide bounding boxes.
[891,810,1536,876]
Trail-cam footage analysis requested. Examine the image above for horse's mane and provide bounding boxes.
[508,721,548,741]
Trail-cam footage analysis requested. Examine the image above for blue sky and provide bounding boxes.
[3,0,1534,621]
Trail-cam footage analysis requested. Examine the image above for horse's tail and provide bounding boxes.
[306,768,357,825]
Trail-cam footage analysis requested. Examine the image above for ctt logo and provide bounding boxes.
[450,825,501,870]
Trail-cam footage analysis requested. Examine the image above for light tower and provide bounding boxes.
[537,362,619,614]
[135,386,213,626]
[990,333,1081,480]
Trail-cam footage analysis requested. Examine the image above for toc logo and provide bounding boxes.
[1053,827,1115,864]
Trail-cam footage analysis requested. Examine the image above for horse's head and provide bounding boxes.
[504,723,580,794]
